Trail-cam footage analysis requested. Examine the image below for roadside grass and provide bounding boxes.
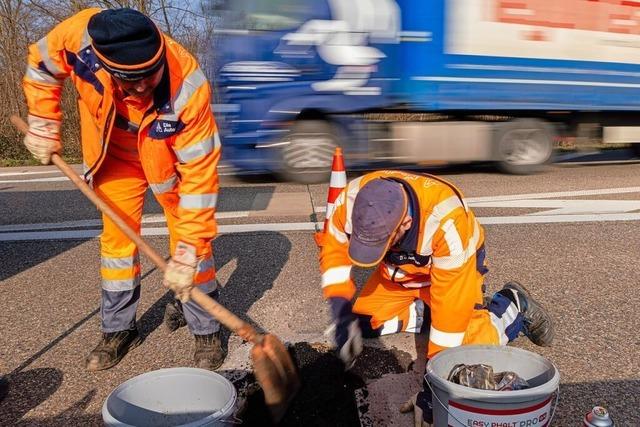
[0,133,81,167]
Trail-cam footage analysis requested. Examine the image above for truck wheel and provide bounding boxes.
[276,120,338,184]
[494,119,554,174]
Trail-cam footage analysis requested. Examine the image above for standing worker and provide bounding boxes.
[319,170,554,425]
[22,8,225,371]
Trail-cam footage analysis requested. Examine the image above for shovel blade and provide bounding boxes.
[251,334,300,423]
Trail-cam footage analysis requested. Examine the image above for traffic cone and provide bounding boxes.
[315,147,347,247]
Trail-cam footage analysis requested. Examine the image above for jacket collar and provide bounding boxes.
[383,177,420,253]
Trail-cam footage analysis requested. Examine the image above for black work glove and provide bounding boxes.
[327,297,363,369]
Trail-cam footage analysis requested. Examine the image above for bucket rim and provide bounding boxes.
[102,367,237,427]
[426,345,560,401]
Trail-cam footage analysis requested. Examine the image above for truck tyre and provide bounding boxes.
[494,119,555,174]
[276,120,338,184]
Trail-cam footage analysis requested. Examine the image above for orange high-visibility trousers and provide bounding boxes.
[93,152,219,334]
[352,269,516,352]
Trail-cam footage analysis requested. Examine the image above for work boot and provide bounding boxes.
[85,328,142,371]
[500,281,555,347]
[193,332,226,370]
[164,299,187,332]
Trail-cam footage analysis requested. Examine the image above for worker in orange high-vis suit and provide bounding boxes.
[23,8,225,371]
[319,170,554,425]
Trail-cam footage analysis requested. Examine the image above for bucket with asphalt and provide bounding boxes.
[102,367,237,427]
[426,345,560,427]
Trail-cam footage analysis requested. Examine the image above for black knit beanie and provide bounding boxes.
[88,8,165,81]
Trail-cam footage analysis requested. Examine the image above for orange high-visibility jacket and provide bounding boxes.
[320,170,487,355]
[23,8,221,255]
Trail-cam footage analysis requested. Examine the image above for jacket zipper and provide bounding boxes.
[84,104,115,180]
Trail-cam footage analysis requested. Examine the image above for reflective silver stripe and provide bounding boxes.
[380,316,402,335]
[405,300,425,333]
[179,193,218,209]
[149,175,178,195]
[25,65,61,84]
[419,195,465,255]
[328,218,348,244]
[173,68,208,114]
[102,277,140,292]
[321,266,352,288]
[490,303,520,345]
[37,37,64,76]
[80,29,91,50]
[400,281,431,289]
[158,113,178,122]
[174,133,218,163]
[329,170,347,188]
[101,253,139,269]
[432,221,480,270]
[441,218,463,256]
[195,278,218,293]
[429,326,465,348]
[197,255,214,273]
[343,176,363,235]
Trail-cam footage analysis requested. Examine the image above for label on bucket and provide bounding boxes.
[447,396,552,427]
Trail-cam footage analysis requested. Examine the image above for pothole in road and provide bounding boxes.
[235,342,413,426]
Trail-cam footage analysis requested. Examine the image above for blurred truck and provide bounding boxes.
[212,0,640,183]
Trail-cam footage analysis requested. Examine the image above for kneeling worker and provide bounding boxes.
[318,170,554,425]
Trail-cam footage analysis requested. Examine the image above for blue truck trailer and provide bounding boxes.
[212,0,640,182]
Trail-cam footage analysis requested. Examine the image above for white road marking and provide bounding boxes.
[0,222,323,241]
[471,199,640,215]
[0,176,75,184]
[0,163,236,183]
[466,187,640,202]
[0,170,61,177]
[0,212,251,232]
[479,213,640,224]
[0,171,257,183]
[1,186,639,241]
[2,211,640,242]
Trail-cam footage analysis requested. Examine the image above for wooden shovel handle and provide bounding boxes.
[11,114,262,344]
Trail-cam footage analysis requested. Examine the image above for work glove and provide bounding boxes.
[399,367,434,426]
[23,114,62,164]
[163,241,197,303]
[328,297,363,369]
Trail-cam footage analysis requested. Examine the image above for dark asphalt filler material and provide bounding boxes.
[239,343,412,426]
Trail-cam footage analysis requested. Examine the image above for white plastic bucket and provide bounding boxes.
[102,368,237,427]
[426,345,560,427]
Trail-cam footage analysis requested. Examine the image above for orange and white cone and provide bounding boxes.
[315,147,347,246]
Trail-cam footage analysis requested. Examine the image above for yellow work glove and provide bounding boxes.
[163,241,197,303]
[24,114,62,165]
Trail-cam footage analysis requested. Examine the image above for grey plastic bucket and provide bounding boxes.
[102,367,237,427]
[426,345,560,427]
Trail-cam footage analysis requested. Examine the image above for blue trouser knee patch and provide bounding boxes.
[488,293,524,342]
[505,314,525,342]
[487,293,512,317]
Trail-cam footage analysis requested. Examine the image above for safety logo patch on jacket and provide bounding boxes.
[149,119,184,139]
[385,251,431,267]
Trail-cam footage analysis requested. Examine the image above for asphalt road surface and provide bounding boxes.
[0,161,639,426]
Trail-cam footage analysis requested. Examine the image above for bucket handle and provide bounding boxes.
[424,375,560,427]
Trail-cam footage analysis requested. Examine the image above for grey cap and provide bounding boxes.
[348,179,408,267]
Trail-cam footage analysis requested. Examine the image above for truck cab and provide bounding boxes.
[212,0,403,183]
